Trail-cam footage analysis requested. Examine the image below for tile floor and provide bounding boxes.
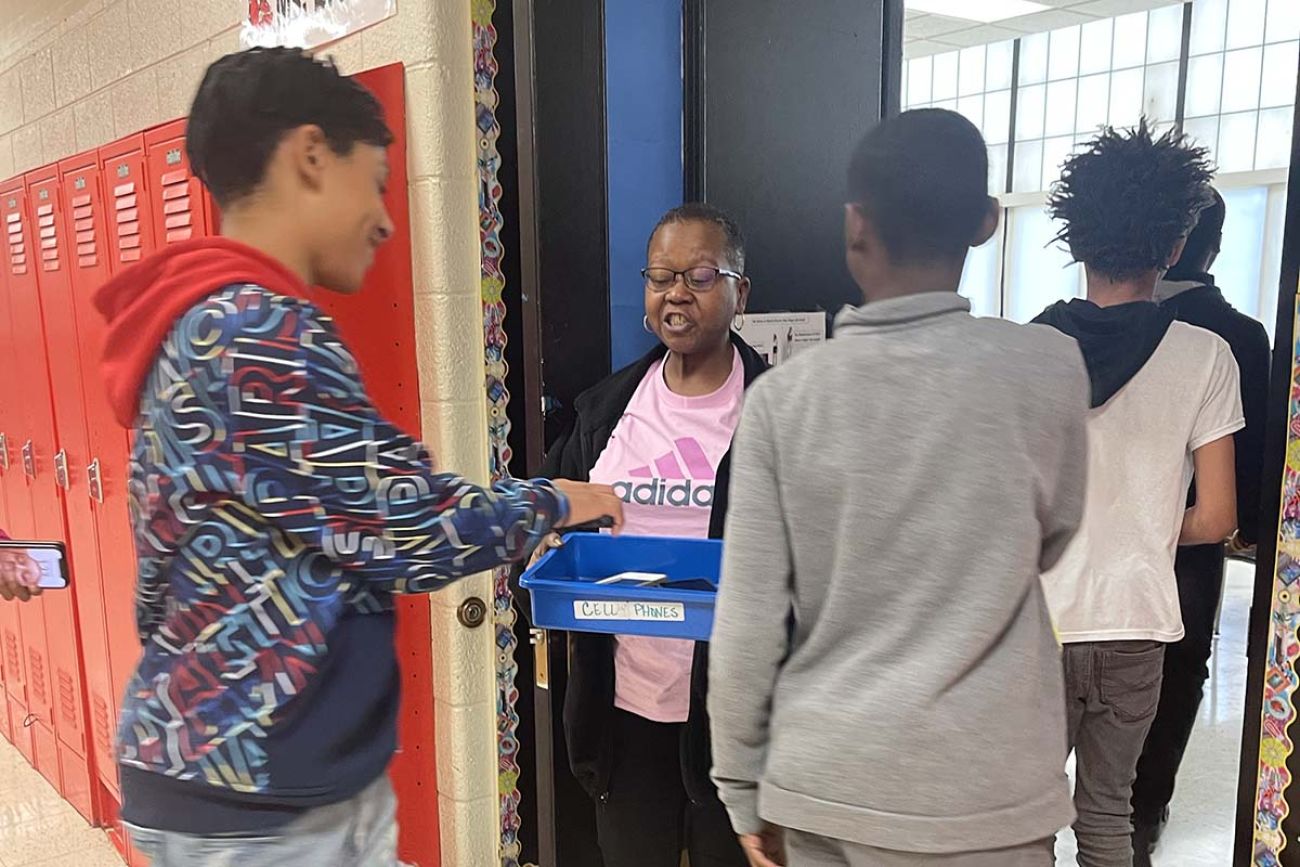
[0,562,1260,867]
[1055,559,1253,866]
[0,739,123,866]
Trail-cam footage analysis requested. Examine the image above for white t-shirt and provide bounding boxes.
[1042,322,1244,644]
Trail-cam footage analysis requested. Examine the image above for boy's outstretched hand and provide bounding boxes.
[0,550,42,602]
[552,480,625,535]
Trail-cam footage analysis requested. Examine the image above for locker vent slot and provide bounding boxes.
[3,630,19,681]
[113,180,142,264]
[92,695,113,757]
[160,169,193,244]
[6,209,26,276]
[58,669,77,728]
[37,203,59,273]
[28,648,47,707]
[71,191,97,268]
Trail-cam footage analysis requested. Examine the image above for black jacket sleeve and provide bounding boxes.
[1234,319,1272,545]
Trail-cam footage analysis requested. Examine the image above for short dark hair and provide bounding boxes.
[1168,188,1226,279]
[847,109,991,265]
[1049,119,1215,282]
[188,48,394,207]
[648,202,747,272]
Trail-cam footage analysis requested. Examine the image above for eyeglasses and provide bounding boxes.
[641,266,744,293]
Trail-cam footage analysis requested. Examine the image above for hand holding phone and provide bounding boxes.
[552,480,625,535]
[0,541,69,600]
[0,550,42,602]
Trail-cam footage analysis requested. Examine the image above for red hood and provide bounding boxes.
[93,238,312,426]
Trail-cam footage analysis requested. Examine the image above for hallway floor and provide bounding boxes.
[0,741,122,866]
[1055,560,1253,866]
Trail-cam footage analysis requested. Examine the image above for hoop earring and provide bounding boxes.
[643,315,654,334]
[733,312,746,331]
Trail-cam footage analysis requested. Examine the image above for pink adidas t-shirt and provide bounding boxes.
[588,350,745,723]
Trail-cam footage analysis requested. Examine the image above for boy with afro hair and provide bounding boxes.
[1035,121,1242,867]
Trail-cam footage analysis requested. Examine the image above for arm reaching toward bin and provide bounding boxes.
[221,296,623,593]
[129,288,621,636]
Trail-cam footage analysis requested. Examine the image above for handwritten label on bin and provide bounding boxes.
[573,600,685,622]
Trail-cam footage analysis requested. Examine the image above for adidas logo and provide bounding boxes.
[613,438,716,508]
[628,438,715,481]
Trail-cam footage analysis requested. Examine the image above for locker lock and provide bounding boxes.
[21,440,34,480]
[457,597,488,629]
[54,450,69,491]
[0,433,8,472]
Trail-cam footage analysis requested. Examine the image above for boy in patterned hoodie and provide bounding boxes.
[91,48,622,865]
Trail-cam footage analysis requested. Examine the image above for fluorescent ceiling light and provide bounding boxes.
[907,0,1049,23]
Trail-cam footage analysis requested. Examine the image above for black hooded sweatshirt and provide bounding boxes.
[1033,299,1176,408]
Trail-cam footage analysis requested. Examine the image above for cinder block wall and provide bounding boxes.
[0,2,498,864]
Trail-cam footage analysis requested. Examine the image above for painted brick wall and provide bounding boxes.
[0,2,499,864]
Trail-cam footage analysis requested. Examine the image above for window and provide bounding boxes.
[1182,0,1299,171]
[1005,207,1081,323]
[904,40,1015,193]
[1214,182,1288,334]
[959,218,1005,318]
[902,0,1297,340]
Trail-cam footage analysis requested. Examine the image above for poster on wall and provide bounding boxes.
[736,311,827,367]
[242,0,395,49]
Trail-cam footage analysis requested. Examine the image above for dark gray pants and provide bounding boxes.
[785,830,1054,866]
[1062,641,1166,867]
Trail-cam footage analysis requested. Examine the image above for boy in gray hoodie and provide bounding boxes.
[708,110,1090,866]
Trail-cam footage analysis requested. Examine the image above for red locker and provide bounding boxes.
[0,189,29,758]
[0,179,61,784]
[99,135,158,271]
[0,451,10,746]
[60,151,140,799]
[27,165,108,821]
[0,193,12,745]
[96,138,155,754]
[144,120,214,247]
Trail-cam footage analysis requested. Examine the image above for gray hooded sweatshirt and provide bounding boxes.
[709,292,1088,854]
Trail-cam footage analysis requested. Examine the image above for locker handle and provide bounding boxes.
[54,449,69,490]
[87,458,104,504]
[22,713,36,728]
[21,440,34,480]
[0,432,7,471]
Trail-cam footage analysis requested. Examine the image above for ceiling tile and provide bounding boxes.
[906,14,974,39]
[904,38,964,59]
[1064,0,1180,16]
[934,24,1023,47]
[999,8,1096,32]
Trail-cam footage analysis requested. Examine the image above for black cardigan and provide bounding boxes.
[538,334,768,802]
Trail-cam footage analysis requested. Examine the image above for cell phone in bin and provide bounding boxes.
[0,540,70,589]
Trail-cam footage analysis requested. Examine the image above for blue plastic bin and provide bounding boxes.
[520,534,722,640]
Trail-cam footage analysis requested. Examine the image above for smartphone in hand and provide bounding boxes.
[0,541,70,590]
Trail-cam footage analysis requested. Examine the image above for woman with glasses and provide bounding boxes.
[539,203,765,867]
